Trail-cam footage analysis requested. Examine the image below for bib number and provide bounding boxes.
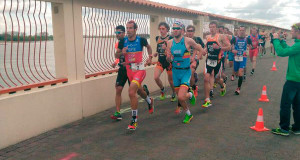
[131,62,145,71]
[207,59,217,67]
[235,55,243,62]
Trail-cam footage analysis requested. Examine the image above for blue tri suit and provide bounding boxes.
[171,37,191,88]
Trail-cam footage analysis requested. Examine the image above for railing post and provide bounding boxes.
[194,15,206,39]
[51,3,68,79]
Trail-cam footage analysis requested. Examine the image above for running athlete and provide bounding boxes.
[259,28,267,57]
[249,27,261,76]
[202,21,231,108]
[270,28,276,55]
[166,21,204,123]
[154,22,176,101]
[110,25,127,120]
[185,25,205,97]
[116,20,154,130]
[218,26,228,85]
[231,26,252,95]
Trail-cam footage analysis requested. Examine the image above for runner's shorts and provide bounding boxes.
[172,68,191,88]
[234,57,247,72]
[126,65,146,88]
[249,48,259,59]
[204,61,223,78]
[116,66,129,87]
[156,61,172,74]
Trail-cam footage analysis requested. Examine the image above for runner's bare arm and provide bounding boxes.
[145,44,153,65]
[220,34,231,51]
[166,40,173,62]
[187,37,205,57]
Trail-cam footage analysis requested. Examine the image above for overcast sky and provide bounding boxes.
[150,0,300,29]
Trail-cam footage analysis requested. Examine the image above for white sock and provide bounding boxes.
[188,92,193,99]
[186,109,191,116]
[205,98,210,101]
[145,96,151,104]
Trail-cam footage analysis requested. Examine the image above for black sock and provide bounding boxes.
[252,69,254,72]
[192,85,196,90]
[178,101,181,107]
[161,87,164,92]
[238,76,243,88]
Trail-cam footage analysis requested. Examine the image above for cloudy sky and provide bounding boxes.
[151,0,300,29]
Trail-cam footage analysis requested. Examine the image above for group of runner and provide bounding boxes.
[110,20,275,130]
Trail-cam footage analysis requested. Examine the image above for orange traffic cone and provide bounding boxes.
[258,85,269,102]
[250,108,269,132]
[271,61,277,71]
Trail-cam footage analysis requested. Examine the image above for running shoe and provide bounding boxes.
[127,120,138,130]
[175,106,182,115]
[148,98,154,114]
[224,76,228,84]
[210,90,214,98]
[189,90,196,105]
[143,84,149,96]
[235,87,240,95]
[202,100,212,108]
[182,114,193,124]
[220,84,226,96]
[250,71,254,76]
[110,111,122,120]
[160,91,166,100]
[290,128,300,135]
[231,75,235,81]
[271,128,289,136]
[170,94,177,102]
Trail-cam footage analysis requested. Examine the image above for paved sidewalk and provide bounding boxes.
[1,49,300,160]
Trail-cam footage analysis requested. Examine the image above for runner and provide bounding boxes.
[202,21,231,108]
[231,26,252,95]
[154,22,176,101]
[258,28,267,57]
[185,25,205,97]
[270,28,276,56]
[249,27,261,76]
[230,28,239,81]
[116,20,154,130]
[110,25,128,120]
[166,21,204,123]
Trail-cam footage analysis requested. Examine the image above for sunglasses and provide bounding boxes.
[115,31,124,35]
[172,27,182,30]
[187,30,194,32]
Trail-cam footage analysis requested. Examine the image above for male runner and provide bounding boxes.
[231,26,252,95]
[259,28,267,57]
[154,22,176,101]
[116,20,154,130]
[270,28,276,55]
[185,25,205,97]
[110,25,127,120]
[202,21,231,108]
[166,21,204,123]
[249,27,261,76]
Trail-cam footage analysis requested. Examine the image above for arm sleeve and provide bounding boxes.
[141,37,149,47]
[247,37,252,45]
[118,39,124,49]
[274,39,300,57]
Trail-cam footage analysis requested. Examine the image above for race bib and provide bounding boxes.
[235,55,243,62]
[131,62,145,71]
[207,59,217,67]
